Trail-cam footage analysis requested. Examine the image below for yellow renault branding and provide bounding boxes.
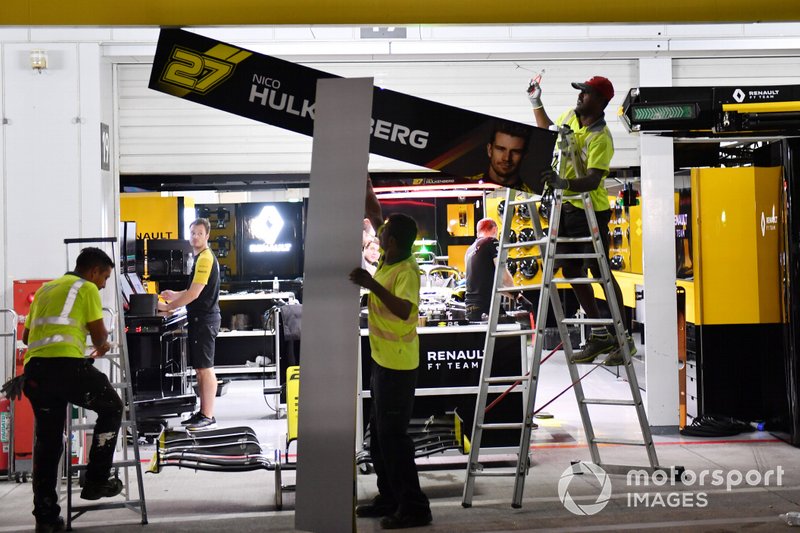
[160,43,251,96]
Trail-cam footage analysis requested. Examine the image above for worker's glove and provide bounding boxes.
[1,375,25,401]
[527,80,543,109]
[517,295,535,312]
[542,169,570,190]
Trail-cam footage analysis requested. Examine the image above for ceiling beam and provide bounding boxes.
[3,0,800,26]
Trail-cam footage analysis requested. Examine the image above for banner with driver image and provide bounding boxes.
[149,28,557,192]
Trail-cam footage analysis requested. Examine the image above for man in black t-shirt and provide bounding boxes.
[465,218,520,321]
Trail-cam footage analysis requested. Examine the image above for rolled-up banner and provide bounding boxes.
[149,28,557,192]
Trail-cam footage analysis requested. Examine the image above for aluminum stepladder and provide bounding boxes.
[462,126,662,509]
[62,237,147,529]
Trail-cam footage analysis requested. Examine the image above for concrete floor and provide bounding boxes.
[2,351,799,532]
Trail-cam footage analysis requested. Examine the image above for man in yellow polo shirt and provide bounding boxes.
[527,75,635,365]
[159,217,220,431]
[350,213,432,530]
[20,247,123,533]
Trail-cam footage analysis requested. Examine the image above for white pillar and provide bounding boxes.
[295,77,373,533]
[638,58,679,428]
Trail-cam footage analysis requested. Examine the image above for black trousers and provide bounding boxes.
[23,357,123,524]
[559,207,612,274]
[369,361,430,517]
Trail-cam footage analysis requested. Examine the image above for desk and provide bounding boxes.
[358,324,528,452]
[125,311,195,419]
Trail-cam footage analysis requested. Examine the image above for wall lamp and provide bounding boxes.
[30,49,48,73]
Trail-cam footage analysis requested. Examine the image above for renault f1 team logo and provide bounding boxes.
[558,462,613,515]
[160,44,251,96]
[732,89,745,103]
[249,206,291,253]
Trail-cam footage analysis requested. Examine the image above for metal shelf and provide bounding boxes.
[219,292,295,301]
[217,329,275,338]
[169,365,276,377]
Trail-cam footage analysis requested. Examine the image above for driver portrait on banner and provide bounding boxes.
[467,120,538,193]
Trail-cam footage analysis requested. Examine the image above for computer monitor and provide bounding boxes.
[120,221,137,274]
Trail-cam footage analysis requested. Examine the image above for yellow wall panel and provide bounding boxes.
[446,203,475,238]
[692,167,781,325]
[448,244,470,273]
[628,204,643,274]
[120,194,180,240]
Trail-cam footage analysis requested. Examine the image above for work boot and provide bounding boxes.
[571,334,616,364]
[380,510,433,529]
[602,335,637,366]
[35,517,64,533]
[80,478,123,500]
[356,495,397,518]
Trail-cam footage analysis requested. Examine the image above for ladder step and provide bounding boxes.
[71,459,141,471]
[581,398,638,406]
[469,470,519,478]
[478,422,525,430]
[70,500,143,513]
[496,284,537,293]
[554,252,602,260]
[502,240,546,250]
[551,277,601,285]
[491,329,537,338]
[592,437,647,446]
[485,375,528,384]
[71,420,134,431]
[508,198,542,206]
[562,318,615,326]
[555,236,593,243]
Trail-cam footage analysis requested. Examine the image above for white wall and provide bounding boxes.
[0,41,112,380]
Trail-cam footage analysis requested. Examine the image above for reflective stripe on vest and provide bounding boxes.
[28,333,78,349]
[560,109,603,178]
[370,324,417,344]
[32,316,79,327]
[29,279,86,349]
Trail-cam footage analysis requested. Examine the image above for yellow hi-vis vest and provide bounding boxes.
[367,256,420,371]
[556,109,614,212]
[24,273,104,365]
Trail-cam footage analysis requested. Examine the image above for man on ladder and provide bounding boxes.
[20,247,123,533]
[527,75,635,365]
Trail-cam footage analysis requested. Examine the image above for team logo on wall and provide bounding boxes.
[150,28,557,192]
[250,206,290,253]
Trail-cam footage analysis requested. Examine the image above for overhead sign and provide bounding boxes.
[149,28,556,192]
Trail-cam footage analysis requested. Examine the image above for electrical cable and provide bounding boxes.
[261,306,280,413]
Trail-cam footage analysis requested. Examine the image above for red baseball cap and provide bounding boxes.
[572,76,614,102]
